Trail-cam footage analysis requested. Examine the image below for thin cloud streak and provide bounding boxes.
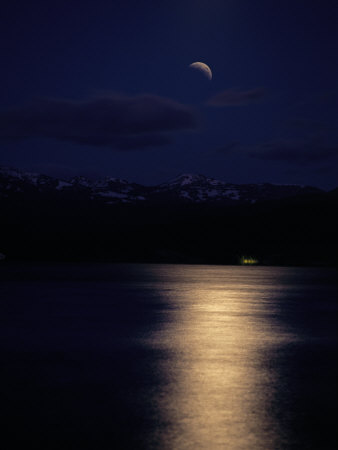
[207,88,266,107]
[215,137,338,165]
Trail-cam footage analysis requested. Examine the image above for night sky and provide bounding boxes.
[1,0,337,188]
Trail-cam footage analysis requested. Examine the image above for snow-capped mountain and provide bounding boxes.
[0,166,146,204]
[0,166,323,205]
[153,173,322,203]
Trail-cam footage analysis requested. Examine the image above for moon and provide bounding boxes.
[189,62,212,80]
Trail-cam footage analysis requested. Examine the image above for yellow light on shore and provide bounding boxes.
[240,256,259,265]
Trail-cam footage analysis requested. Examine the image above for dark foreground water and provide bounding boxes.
[0,264,337,449]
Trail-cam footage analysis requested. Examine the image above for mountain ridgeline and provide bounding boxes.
[0,166,336,265]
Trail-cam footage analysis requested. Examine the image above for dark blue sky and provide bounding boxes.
[1,0,337,188]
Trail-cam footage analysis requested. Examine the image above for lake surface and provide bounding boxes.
[0,264,337,449]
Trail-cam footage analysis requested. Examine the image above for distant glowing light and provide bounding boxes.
[240,256,259,265]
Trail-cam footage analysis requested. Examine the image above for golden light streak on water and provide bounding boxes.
[143,265,299,449]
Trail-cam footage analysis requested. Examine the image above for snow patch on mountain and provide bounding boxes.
[96,191,128,199]
[56,180,73,190]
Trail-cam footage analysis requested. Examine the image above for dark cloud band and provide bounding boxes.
[0,94,197,150]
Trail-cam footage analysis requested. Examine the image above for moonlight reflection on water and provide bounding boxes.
[140,266,300,449]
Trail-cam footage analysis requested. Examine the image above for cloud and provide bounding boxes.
[0,94,197,150]
[248,138,338,164]
[207,88,266,107]
[283,118,336,133]
[214,137,338,165]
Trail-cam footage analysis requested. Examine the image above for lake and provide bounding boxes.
[0,263,337,449]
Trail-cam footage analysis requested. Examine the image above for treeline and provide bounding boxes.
[1,190,337,266]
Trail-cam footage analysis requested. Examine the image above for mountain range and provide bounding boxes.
[0,166,326,205]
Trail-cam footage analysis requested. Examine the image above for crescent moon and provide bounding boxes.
[189,62,212,80]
